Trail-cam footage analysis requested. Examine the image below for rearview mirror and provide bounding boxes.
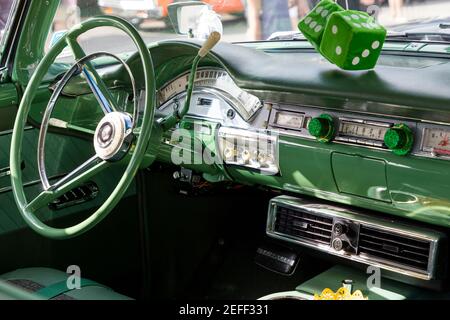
[168,1,220,38]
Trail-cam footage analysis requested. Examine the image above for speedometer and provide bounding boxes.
[158,68,261,121]
[159,74,189,104]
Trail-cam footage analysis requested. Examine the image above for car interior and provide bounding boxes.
[0,0,449,301]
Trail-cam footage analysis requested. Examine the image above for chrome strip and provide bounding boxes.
[38,63,81,190]
[82,68,115,114]
[266,195,445,281]
[158,67,261,122]
[248,89,450,125]
[0,125,32,136]
[0,172,68,195]
[49,155,101,191]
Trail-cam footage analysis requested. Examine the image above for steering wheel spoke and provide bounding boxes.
[50,155,108,191]
[65,36,86,61]
[66,37,118,115]
[27,156,109,213]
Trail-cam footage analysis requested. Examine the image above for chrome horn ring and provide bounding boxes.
[37,51,138,190]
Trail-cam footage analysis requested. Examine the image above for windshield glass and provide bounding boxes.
[0,0,16,46]
[47,0,450,56]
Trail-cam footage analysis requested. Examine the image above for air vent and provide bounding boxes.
[267,196,446,282]
[358,226,431,272]
[274,206,333,245]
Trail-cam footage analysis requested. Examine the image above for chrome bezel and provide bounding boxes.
[270,110,305,131]
[158,67,262,121]
[216,126,280,176]
[267,195,444,281]
[418,126,450,159]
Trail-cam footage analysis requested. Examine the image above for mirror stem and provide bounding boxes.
[161,32,221,131]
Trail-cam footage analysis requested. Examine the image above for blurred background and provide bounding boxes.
[43,0,450,54]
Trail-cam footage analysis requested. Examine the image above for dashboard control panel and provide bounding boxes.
[158,69,450,161]
[217,127,279,175]
[268,103,450,159]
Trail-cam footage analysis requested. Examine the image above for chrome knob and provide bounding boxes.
[332,238,345,251]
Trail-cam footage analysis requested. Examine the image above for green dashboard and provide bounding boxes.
[148,40,450,229]
[23,39,450,230]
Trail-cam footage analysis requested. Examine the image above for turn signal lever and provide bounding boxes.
[161,31,221,131]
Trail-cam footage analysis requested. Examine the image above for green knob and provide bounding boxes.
[384,124,414,156]
[308,114,334,143]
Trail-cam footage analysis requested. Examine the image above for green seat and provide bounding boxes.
[0,268,131,300]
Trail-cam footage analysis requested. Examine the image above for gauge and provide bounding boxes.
[158,68,261,121]
[158,74,189,104]
[273,111,304,130]
[422,128,450,156]
[339,121,388,141]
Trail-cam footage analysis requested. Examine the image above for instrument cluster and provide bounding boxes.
[158,67,261,122]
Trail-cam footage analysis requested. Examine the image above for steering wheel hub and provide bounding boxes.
[94,112,133,161]
[98,123,114,146]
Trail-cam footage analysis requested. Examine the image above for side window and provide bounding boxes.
[0,0,17,55]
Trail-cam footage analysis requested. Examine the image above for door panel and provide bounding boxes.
[0,83,18,131]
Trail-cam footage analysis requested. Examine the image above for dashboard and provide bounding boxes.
[145,40,450,232]
[158,67,450,159]
[39,38,450,288]
[30,40,440,254]
[150,56,450,288]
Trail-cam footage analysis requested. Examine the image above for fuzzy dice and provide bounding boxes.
[319,10,387,70]
[298,0,344,50]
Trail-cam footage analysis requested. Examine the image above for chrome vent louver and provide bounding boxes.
[267,196,446,281]
[358,225,431,273]
[274,206,333,245]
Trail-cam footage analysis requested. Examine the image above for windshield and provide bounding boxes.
[47,0,450,56]
[0,0,15,46]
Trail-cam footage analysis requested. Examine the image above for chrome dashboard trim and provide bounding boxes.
[215,126,280,176]
[158,89,251,129]
[158,67,262,122]
[266,195,445,281]
[0,126,33,136]
[157,67,224,102]
[249,89,450,125]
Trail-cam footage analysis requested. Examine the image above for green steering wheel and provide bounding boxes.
[9,16,156,239]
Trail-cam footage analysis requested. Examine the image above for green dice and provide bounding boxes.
[319,10,387,70]
[298,0,344,50]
